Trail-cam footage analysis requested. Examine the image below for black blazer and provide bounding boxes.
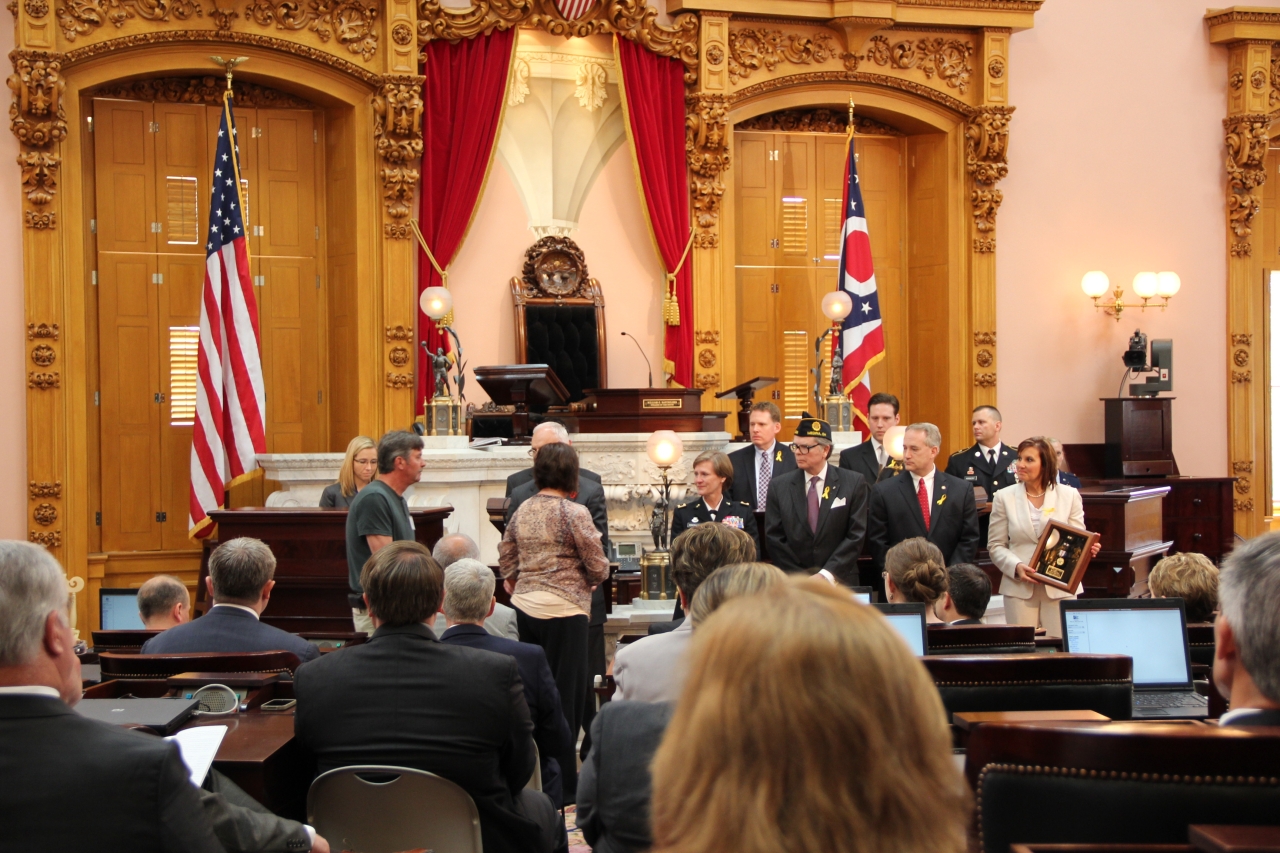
[439,624,573,808]
[576,700,675,853]
[670,496,759,555]
[294,622,544,853]
[866,470,980,570]
[837,440,901,487]
[946,442,1018,496]
[141,604,320,662]
[764,464,870,585]
[727,442,798,509]
[507,467,609,625]
[0,694,223,853]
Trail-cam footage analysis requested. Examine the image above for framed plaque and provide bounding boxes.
[1028,520,1100,593]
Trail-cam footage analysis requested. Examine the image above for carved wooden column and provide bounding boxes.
[1208,9,1277,536]
[967,27,1012,412]
[687,10,730,400]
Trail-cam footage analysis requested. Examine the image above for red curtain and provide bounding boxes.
[616,37,693,388]
[417,30,516,410]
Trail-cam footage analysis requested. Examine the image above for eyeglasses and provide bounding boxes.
[792,442,822,455]
[527,447,538,458]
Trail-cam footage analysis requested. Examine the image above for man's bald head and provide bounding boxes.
[531,421,571,452]
[136,575,190,631]
[432,532,481,569]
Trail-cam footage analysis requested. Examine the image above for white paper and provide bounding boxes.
[166,725,227,786]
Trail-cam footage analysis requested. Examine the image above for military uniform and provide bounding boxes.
[671,496,760,556]
[945,441,1017,547]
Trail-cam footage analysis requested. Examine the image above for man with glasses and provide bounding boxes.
[764,414,870,586]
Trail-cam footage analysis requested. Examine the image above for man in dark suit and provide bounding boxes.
[867,422,980,588]
[504,419,609,787]
[0,540,327,853]
[945,405,1016,544]
[935,563,992,624]
[439,558,573,813]
[576,700,674,853]
[764,414,869,585]
[142,538,319,663]
[294,541,558,853]
[1212,533,1280,728]
[727,401,797,511]
[838,392,904,486]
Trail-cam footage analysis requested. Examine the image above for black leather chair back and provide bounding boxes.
[922,654,1133,720]
[525,305,599,402]
[968,722,1280,853]
[926,624,1036,655]
[1186,622,1215,668]
[91,629,161,653]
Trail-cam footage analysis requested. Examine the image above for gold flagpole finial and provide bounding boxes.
[210,56,249,91]
[848,97,856,137]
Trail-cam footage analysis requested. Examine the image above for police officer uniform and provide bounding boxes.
[671,496,760,556]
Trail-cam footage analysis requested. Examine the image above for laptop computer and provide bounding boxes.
[75,697,199,735]
[874,603,927,657]
[99,588,146,630]
[1059,597,1209,719]
[850,586,876,604]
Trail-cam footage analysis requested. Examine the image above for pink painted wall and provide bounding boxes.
[996,0,1262,477]
[448,141,665,403]
[0,20,27,539]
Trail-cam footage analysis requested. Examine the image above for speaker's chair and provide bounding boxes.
[511,236,607,403]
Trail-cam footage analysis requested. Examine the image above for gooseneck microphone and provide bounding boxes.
[620,331,654,389]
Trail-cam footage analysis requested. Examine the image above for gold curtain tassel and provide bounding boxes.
[663,275,681,326]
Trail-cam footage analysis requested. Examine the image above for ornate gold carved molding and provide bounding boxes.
[973,331,996,346]
[32,503,57,525]
[92,75,313,107]
[1224,113,1269,256]
[243,0,380,60]
[694,330,720,345]
[29,480,62,498]
[727,28,838,83]
[8,52,68,151]
[385,324,413,342]
[973,372,996,387]
[372,75,424,225]
[687,92,728,249]
[966,105,1011,253]
[416,0,699,83]
[730,70,972,116]
[30,344,55,366]
[694,371,719,389]
[28,371,60,388]
[29,530,62,547]
[862,34,973,93]
[735,107,903,136]
[19,150,58,205]
[388,345,410,367]
[385,372,412,389]
[55,0,202,41]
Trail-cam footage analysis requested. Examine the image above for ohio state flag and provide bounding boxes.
[836,136,885,431]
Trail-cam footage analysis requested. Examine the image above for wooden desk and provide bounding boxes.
[952,710,1110,748]
[1078,486,1172,597]
[202,507,452,632]
[185,713,308,821]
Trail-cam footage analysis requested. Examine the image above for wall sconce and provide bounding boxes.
[1082,271,1180,321]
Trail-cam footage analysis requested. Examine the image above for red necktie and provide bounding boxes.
[917,477,931,532]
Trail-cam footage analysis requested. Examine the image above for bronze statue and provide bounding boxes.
[432,347,451,398]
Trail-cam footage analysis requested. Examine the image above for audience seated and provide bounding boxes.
[648,578,969,853]
[0,540,328,853]
[578,561,785,853]
[1149,552,1219,623]
[431,532,518,640]
[142,538,319,662]
[439,558,573,812]
[1214,532,1280,727]
[294,541,559,853]
[936,563,991,624]
[612,524,756,702]
[136,575,190,631]
[884,537,949,622]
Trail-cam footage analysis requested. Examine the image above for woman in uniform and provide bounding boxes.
[671,450,759,557]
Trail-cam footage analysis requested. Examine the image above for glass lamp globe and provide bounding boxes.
[821,290,854,322]
[646,430,683,468]
[419,286,453,322]
[1080,271,1110,298]
[1132,272,1159,300]
[1156,271,1181,298]
[883,425,907,461]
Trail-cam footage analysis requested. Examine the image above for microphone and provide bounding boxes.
[620,331,653,389]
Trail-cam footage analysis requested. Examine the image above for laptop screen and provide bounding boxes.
[100,589,146,630]
[873,604,927,656]
[850,586,874,604]
[1061,602,1190,688]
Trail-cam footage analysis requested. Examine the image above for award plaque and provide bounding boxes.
[1027,520,1100,593]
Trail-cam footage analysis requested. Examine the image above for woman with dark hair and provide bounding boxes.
[498,440,608,776]
[988,437,1100,637]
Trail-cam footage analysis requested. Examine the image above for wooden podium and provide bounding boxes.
[570,388,728,432]
[202,507,452,632]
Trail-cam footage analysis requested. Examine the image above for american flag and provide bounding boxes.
[554,0,595,20]
[837,135,885,433]
[189,92,266,538]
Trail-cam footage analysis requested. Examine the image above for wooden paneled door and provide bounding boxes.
[93,97,326,553]
[734,130,906,440]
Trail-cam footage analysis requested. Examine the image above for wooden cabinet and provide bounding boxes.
[1084,477,1235,565]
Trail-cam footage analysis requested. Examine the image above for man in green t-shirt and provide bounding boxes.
[346,430,425,633]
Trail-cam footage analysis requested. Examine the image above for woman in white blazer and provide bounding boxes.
[988,437,1100,637]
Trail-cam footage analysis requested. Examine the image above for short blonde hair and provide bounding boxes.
[338,435,376,498]
[651,579,968,853]
[886,537,948,607]
[687,562,786,626]
[1150,552,1219,623]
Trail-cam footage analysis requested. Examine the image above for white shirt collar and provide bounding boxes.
[1219,707,1273,726]
[212,603,260,620]
[979,441,1002,457]
[910,466,936,488]
[758,441,776,457]
[704,495,723,512]
[0,685,60,699]
[807,464,829,485]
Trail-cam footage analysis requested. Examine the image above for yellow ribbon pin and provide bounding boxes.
[936,494,947,506]
[776,450,782,463]
[823,487,830,500]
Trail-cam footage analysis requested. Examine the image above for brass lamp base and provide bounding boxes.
[424,397,463,436]
[640,549,674,600]
[823,395,853,433]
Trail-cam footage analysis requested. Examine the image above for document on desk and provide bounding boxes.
[166,725,227,786]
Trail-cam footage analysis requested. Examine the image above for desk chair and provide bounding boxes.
[926,624,1037,655]
[968,722,1280,853]
[308,765,482,853]
[98,650,302,680]
[1186,623,1216,668]
[923,654,1134,720]
[91,629,161,653]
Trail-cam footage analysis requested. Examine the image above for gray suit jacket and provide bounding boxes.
[577,701,674,853]
[432,602,519,641]
[612,620,693,702]
[201,770,312,852]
